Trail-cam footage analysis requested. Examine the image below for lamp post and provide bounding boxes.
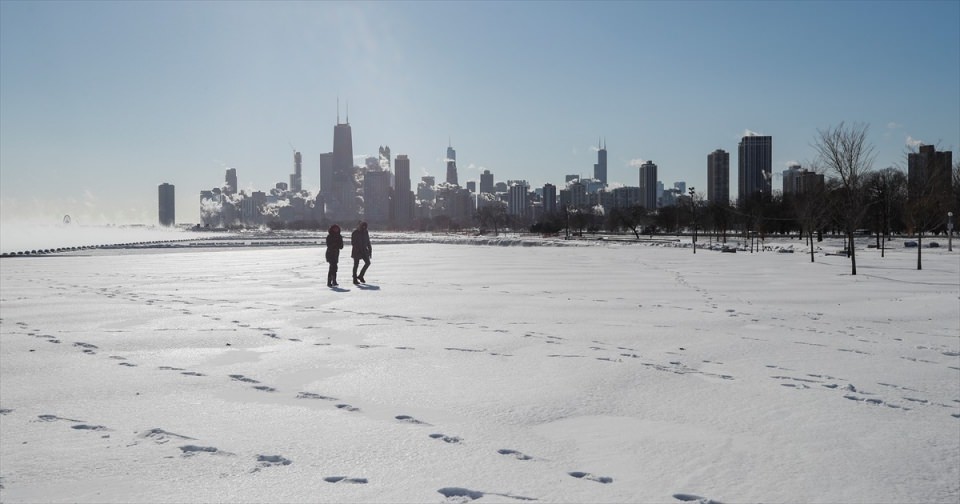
[949,211,954,252]
[689,187,697,254]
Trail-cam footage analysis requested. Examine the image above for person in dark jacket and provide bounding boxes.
[351,221,372,284]
[325,224,344,287]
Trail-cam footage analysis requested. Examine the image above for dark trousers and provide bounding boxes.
[327,262,338,285]
[352,256,370,281]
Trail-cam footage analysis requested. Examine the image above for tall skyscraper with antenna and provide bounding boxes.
[594,138,607,186]
[290,151,302,193]
[330,100,358,220]
[446,141,458,186]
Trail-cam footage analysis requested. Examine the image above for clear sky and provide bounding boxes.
[1,0,958,226]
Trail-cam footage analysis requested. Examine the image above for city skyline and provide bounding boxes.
[1,1,958,225]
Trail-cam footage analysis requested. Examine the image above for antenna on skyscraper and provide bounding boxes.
[346,101,349,124]
[337,97,341,124]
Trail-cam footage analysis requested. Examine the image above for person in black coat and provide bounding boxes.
[325,224,344,287]
[351,221,372,284]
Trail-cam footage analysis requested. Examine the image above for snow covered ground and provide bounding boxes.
[1,233,958,503]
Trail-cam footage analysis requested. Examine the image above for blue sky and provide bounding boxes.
[1,0,958,225]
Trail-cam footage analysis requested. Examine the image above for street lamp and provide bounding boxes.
[949,211,954,252]
[689,187,697,254]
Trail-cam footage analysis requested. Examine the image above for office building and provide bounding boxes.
[738,134,772,205]
[508,182,529,217]
[707,149,730,205]
[158,183,175,226]
[638,161,658,209]
[480,170,494,194]
[393,154,413,227]
[542,183,557,214]
[225,168,237,195]
[446,142,458,186]
[594,139,607,186]
[908,145,953,203]
[290,151,302,193]
[782,163,802,195]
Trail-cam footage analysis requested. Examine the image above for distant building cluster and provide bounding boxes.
[156,110,954,231]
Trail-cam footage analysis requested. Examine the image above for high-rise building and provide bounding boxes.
[480,170,494,194]
[379,145,391,169]
[508,182,529,217]
[290,151,302,193]
[594,139,607,186]
[363,169,391,224]
[225,168,238,195]
[393,154,413,228]
[782,163,802,195]
[331,109,358,221]
[446,142,458,186]
[638,161,658,209]
[543,183,557,214]
[319,152,334,198]
[738,134,772,205]
[707,149,730,205]
[796,169,825,195]
[908,144,953,203]
[158,183,175,226]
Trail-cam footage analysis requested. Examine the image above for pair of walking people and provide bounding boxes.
[325,221,372,288]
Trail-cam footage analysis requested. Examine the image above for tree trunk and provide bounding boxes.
[917,232,923,270]
[848,232,857,275]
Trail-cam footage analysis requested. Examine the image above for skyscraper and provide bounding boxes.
[331,108,358,221]
[446,142,458,186]
[594,139,607,186]
[908,145,953,203]
[363,169,391,224]
[290,151,302,193]
[480,170,494,194]
[225,168,237,196]
[542,183,557,214]
[393,155,412,227]
[508,182,528,217]
[379,145,391,169]
[707,149,730,205]
[782,163,802,195]
[158,183,175,226]
[319,152,334,199]
[639,161,658,210]
[738,134,772,205]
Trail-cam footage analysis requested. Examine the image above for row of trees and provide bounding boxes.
[520,124,958,274]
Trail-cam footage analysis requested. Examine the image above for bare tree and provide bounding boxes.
[864,167,907,258]
[812,122,875,275]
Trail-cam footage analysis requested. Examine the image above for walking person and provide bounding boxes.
[351,221,372,284]
[325,224,344,287]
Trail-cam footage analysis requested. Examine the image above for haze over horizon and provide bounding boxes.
[1,1,958,226]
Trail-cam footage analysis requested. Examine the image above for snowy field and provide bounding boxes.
[1,234,958,503]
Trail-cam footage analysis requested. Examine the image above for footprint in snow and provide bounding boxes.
[229,374,260,383]
[324,476,368,484]
[497,449,533,460]
[253,454,291,470]
[180,445,233,457]
[297,392,337,401]
[437,487,536,502]
[429,433,462,444]
[568,471,612,483]
[395,415,430,425]
[673,493,724,504]
[138,428,195,444]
